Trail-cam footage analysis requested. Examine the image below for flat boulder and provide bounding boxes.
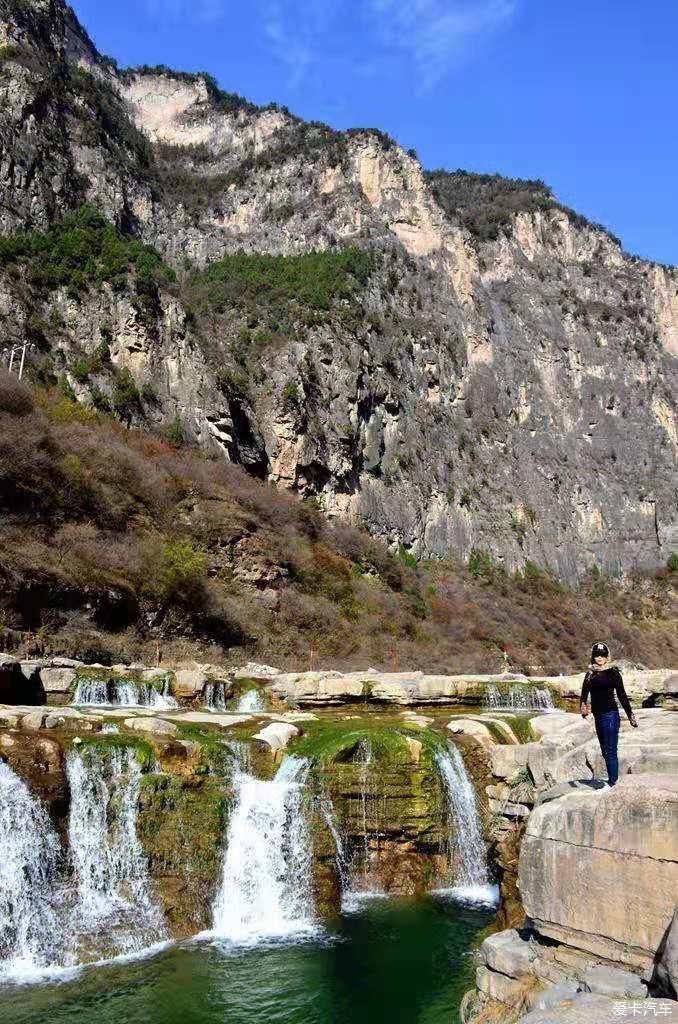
[518,774,678,971]
[20,711,47,730]
[490,742,530,777]
[580,964,647,999]
[176,712,251,728]
[233,662,280,679]
[519,993,677,1023]
[40,666,77,694]
[269,671,360,704]
[535,779,607,806]
[252,722,299,753]
[122,717,177,738]
[448,718,496,751]
[663,674,678,695]
[480,929,536,978]
[370,671,422,703]
[44,711,102,732]
[173,668,207,698]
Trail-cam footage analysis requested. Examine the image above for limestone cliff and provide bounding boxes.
[1,0,677,579]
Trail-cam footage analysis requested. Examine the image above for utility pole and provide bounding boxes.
[3,342,30,378]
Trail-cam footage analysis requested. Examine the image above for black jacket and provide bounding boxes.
[581,666,633,719]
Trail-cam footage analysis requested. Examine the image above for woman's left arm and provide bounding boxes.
[615,669,637,726]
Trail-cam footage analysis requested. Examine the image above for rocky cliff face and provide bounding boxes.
[1,0,677,579]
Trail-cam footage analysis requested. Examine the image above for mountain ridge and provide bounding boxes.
[0,0,676,584]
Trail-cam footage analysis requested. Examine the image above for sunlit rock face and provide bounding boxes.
[1,0,677,579]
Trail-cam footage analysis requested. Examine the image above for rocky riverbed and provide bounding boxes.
[0,654,676,1023]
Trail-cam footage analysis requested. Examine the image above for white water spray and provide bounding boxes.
[203,681,227,712]
[235,688,265,713]
[435,746,497,905]
[66,746,166,955]
[484,684,553,712]
[319,790,349,892]
[0,763,66,978]
[72,677,178,710]
[211,755,316,943]
[355,738,372,881]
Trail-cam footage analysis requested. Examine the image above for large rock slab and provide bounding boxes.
[518,774,678,970]
[270,671,362,704]
[480,929,536,977]
[490,742,531,777]
[476,964,531,1004]
[233,662,280,679]
[170,711,252,728]
[579,964,647,999]
[123,717,178,737]
[252,721,299,753]
[448,718,497,751]
[39,666,77,693]
[369,672,422,703]
[173,668,208,698]
[519,993,677,1023]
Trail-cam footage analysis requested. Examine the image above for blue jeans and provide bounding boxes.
[594,710,620,785]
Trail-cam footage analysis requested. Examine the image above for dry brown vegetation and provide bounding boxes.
[1,369,676,671]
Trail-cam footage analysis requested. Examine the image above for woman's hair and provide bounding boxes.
[590,641,610,660]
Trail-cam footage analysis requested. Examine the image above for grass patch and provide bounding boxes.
[500,715,537,744]
[291,718,412,765]
[72,732,157,770]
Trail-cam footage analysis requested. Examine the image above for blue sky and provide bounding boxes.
[71,0,678,265]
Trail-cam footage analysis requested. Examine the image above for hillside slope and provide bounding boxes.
[1,370,677,671]
[0,0,676,583]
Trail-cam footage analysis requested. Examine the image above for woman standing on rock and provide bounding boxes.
[581,642,638,786]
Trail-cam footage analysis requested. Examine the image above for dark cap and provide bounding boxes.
[591,642,610,659]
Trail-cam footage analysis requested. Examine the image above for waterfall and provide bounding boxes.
[319,791,349,892]
[211,755,316,943]
[435,746,497,906]
[73,677,178,710]
[483,684,554,712]
[203,681,227,712]
[66,746,166,955]
[235,688,265,713]
[356,738,372,881]
[0,762,67,978]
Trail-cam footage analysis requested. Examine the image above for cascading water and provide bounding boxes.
[66,746,166,956]
[203,681,227,712]
[0,762,67,979]
[211,755,316,943]
[235,688,265,713]
[483,684,554,712]
[319,790,349,892]
[72,677,178,710]
[435,746,497,906]
[355,738,373,882]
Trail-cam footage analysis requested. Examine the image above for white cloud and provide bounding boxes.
[262,1,314,85]
[368,0,516,88]
[254,0,516,93]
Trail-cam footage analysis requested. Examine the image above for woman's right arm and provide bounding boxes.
[580,671,591,717]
